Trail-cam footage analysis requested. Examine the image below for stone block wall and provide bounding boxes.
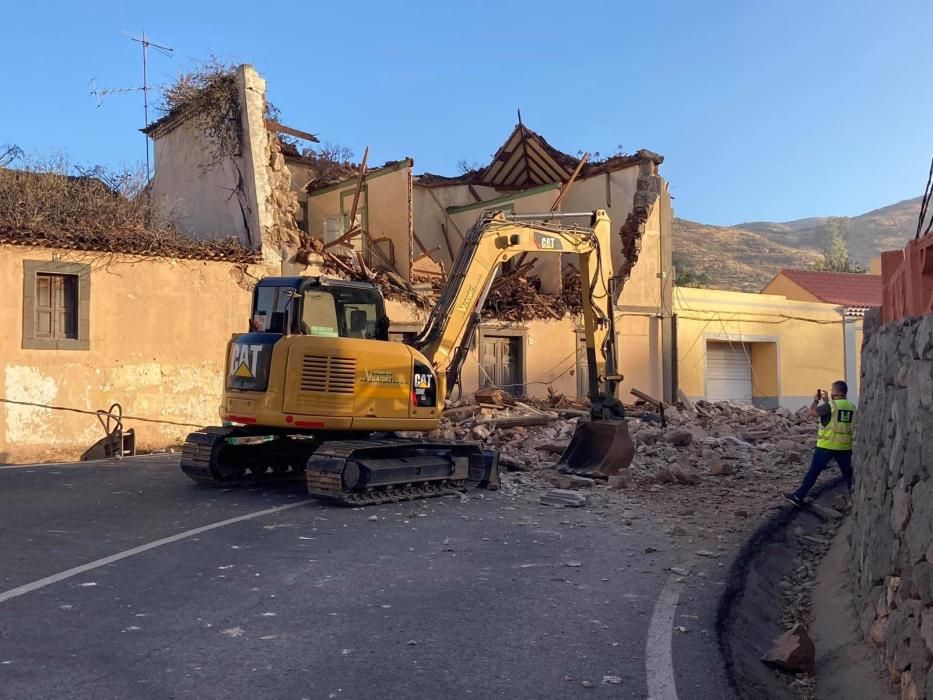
[850,314,933,698]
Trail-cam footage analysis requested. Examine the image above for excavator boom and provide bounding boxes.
[411,209,633,478]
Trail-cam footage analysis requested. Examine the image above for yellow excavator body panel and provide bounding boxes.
[219,334,441,432]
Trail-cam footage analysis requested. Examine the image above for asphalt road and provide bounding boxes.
[0,456,735,699]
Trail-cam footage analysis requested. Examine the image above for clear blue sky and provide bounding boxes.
[2,0,931,224]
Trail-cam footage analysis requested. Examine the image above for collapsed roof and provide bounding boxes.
[417,123,663,188]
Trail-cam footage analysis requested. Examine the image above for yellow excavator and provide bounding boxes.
[180,210,634,504]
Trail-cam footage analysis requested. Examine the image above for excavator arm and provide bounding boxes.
[412,209,623,419]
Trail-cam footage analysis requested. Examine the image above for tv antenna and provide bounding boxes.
[90,31,173,180]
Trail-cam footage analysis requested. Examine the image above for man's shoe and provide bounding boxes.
[783,492,804,507]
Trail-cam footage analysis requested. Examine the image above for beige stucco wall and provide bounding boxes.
[617,194,663,309]
[458,318,579,399]
[447,186,564,293]
[411,183,501,269]
[0,246,271,464]
[149,120,252,245]
[439,313,657,403]
[559,168,640,281]
[675,287,846,408]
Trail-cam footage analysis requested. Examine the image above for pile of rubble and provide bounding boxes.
[297,235,591,323]
[435,391,817,497]
[482,265,585,321]
[296,235,434,308]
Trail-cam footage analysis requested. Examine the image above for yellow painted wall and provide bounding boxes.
[761,273,820,302]
[675,287,846,408]
[0,246,273,463]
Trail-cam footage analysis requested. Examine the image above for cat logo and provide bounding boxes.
[230,344,263,380]
[534,232,563,250]
[414,373,432,390]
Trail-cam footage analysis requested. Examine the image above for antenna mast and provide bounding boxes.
[91,32,173,181]
[130,32,174,180]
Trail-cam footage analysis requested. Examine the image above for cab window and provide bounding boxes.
[298,286,388,340]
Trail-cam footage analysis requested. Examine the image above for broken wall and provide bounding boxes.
[0,245,272,463]
[559,167,639,282]
[411,182,500,269]
[306,162,414,279]
[148,118,256,247]
[446,185,564,294]
[147,65,295,265]
[849,314,933,700]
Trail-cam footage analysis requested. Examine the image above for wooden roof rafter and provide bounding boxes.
[478,119,574,188]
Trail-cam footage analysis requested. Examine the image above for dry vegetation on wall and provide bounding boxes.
[280,140,360,190]
[0,153,257,262]
[159,59,242,167]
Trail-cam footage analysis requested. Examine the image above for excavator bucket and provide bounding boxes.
[557,420,634,479]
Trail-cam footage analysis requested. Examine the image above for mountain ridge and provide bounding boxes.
[673,196,922,292]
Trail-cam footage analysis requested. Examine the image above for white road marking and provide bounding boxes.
[0,454,171,471]
[0,501,308,605]
[645,574,685,700]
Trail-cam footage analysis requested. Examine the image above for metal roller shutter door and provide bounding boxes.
[706,342,753,402]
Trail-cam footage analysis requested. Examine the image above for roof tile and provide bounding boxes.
[776,269,882,308]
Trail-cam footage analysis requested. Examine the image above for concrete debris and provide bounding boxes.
[435,397,819,526]
[473,387,515,407]
[666,429,694,447]
[761,623,816,674]
[540,489,587,507]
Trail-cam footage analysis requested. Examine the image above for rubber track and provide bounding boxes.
[179,427,303,487]
[306,438,478,506]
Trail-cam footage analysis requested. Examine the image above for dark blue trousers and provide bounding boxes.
[794,447,853,499]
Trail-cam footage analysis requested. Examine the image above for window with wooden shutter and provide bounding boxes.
[22,261,90,350]
[34,273,78,340]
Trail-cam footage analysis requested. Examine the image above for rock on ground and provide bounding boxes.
[761,623,816,674]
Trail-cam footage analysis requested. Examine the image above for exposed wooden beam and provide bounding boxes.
[263,118,319,143]
[439,223,455,261]
[324,225,362,250]
[412,246,442,263]
[516,123,535,190]
[346,146,369,234]
[551,152,590,212]
[468,184,483,202]
[412,230,430,255]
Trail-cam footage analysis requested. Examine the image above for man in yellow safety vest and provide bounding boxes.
[783,380,856,507]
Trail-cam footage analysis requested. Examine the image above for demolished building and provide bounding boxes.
[145,64,677,404]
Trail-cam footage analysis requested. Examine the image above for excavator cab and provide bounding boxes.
[248,277,389,340]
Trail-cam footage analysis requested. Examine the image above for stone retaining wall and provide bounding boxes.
[850,313,933,698]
